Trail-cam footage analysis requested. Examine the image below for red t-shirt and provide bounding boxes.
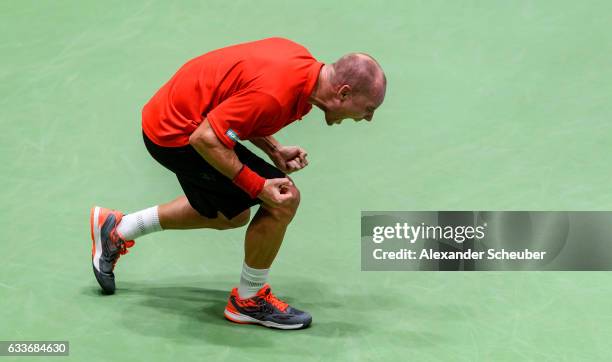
[142,37,324,148]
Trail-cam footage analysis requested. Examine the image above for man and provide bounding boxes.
[90,37,386,330]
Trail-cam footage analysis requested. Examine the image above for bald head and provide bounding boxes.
[308,52,386,125]
[330,53,386,100]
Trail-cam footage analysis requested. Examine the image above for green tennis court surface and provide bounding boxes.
[2,1,611,360]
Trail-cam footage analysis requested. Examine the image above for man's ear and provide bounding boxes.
[338,85,352,100]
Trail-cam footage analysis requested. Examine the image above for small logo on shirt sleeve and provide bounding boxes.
[226,128,240,142]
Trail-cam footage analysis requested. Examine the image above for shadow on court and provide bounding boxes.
[80,278,455,349]
[80,279,366,348]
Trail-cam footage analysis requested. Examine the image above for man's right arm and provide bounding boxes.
[189,118,243,179]
[188,119,293,206]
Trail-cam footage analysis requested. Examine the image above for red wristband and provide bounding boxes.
[232,166,266,198]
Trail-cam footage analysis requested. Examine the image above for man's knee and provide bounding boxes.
[286,185,300,209]
[263,185,300,222]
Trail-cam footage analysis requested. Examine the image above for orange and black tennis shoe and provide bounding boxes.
[224,284,312,330]
[89,206,135,294]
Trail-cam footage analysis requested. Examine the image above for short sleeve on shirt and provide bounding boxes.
[206,91,281,149]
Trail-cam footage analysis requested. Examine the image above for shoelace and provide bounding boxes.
[110,230,135,267]
[118,239,135,255]
[263,288,289,312]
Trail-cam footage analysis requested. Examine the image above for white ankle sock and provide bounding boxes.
[116,206,162,240]
[238,262,269,299]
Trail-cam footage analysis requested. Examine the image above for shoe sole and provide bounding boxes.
[224,308,310,330]
[90,206,115,295]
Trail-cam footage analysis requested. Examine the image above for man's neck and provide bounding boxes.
[308,64,333,109]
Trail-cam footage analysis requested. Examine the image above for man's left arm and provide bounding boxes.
[250,136,308,174]
[250,136,281,157]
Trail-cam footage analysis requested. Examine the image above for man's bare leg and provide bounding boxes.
[233,185,300,301]
[244,185,300,268]
[158,195,250,230]
[114,195,249,243]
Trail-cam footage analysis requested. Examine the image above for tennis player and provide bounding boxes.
[90,37,386,329]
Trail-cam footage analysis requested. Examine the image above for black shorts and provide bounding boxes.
[143,132,285,219]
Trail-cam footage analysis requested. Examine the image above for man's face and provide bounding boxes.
[324,86,383,126]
